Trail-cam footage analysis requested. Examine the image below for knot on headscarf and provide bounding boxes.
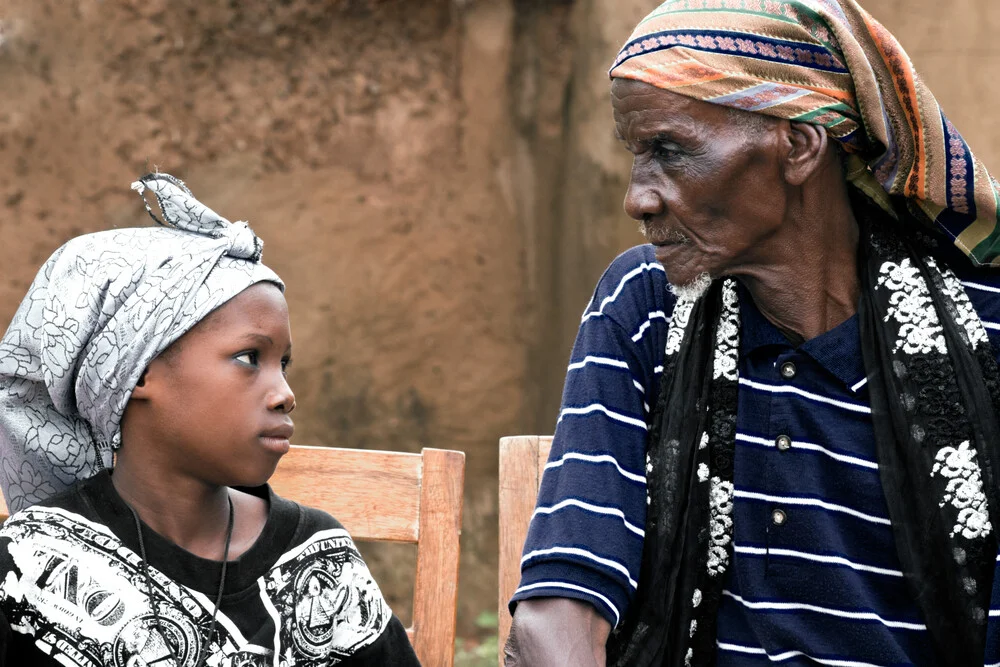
[609,0,1000,266]
[0,174,282,513]
[131,172,264,261]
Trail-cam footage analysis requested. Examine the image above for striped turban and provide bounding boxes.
[610,0,1000,266]
[0,173,282,513]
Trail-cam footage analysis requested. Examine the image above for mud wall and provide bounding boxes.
[0,0,997,641]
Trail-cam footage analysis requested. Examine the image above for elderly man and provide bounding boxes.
[507,1,1000,666]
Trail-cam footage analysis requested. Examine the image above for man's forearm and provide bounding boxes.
[504,598,611,667]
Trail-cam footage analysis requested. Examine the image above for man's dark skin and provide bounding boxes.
[505,77,862,666]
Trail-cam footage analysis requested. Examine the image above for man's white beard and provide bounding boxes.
[669,272,713,301]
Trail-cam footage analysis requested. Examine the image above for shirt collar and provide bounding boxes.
[737,284,867,392]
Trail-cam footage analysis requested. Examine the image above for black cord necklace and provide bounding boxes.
[127,495,235,667]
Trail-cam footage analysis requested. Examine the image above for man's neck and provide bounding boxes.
[112,450,233,561]
[733,185,860,343]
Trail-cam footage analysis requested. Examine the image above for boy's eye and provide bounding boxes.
[235,351,259,366]
[281,357,292,374]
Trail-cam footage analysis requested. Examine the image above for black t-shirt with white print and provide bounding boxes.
[0,470,420,666]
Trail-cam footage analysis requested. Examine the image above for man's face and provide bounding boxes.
[612,78,789,289]
[140,282,295,487]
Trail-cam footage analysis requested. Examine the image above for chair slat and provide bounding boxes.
[497,435,552,665]
[269,445,423,543]
[412,448,465,667]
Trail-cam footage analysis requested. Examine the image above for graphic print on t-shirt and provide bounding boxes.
[1,506,392,666]
[260,528,391,665]
[0,505,270,665]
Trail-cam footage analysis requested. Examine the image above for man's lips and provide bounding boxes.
[653,241,686,263]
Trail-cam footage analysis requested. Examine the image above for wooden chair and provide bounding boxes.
[497,435,553,665]
[0,445,466,667]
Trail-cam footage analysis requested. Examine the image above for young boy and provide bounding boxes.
[0,174,421,666]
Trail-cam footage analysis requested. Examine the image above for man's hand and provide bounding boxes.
[504,598,611,667]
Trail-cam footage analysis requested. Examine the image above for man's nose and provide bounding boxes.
[623,162,664,221]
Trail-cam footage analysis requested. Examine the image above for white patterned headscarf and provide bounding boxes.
[0,173,283,513]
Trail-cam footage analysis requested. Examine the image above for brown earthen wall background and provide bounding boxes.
[0,0,996,642]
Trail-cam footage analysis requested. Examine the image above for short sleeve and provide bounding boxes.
[510,245,674,627]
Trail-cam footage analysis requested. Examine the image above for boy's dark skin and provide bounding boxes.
[113,282,295,561]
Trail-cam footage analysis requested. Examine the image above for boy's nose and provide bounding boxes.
[268,377,296,414]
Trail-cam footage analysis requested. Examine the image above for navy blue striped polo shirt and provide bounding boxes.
[512,243,1000,666]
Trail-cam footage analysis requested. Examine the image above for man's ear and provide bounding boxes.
[781,121,829,186]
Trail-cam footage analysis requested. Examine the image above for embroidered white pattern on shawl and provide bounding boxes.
[877,259,947,355]
[665,295,697,357]
[712,280,740,381]
[698,432,709,450]
[927,257,989,351]
[932,441,993,540]
[697,462,709,483]
[707,477,734,576]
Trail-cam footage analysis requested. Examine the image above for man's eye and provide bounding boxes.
[281,357,292,374]
[653,142,681,161]
[235,351,259,366]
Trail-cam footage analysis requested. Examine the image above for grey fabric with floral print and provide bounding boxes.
[0,173,282,513]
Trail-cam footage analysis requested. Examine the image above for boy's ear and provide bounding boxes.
[131,368,152,400]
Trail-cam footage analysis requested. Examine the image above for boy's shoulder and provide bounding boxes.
[268,490,359,556]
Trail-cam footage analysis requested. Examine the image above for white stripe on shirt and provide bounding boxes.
[514,581,621,626]
[738,377,872,414]
[735,433,879,470]
[532,498,645,537]
[581,262,666,322]
[984,321,1000,332]
[567,356,631,372]
[545,452,646,484]
[521,547,638,589]
[631,311,668,342]
[558,404,648,431]
[717,641,886,667]
[962,280,1000,295]
[733,489,891,526]
[733,545,903,577]
[722,590,926,631]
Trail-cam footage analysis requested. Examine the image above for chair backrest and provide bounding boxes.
[497,435,553,665]
[0,445,466,667]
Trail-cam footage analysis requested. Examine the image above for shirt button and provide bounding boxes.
[780,361,796,379]
[772,509,787,526]
[775,435,792,451]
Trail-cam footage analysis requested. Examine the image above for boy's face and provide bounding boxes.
[132,282,295,487]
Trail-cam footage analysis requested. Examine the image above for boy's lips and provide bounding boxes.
[259,423,294,454]
[260,423,294,439]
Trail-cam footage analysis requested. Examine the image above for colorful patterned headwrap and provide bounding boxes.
[610,0,1000,266]
[0,173,283,513]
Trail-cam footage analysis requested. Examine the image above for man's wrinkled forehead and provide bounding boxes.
[612,78,732,141]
